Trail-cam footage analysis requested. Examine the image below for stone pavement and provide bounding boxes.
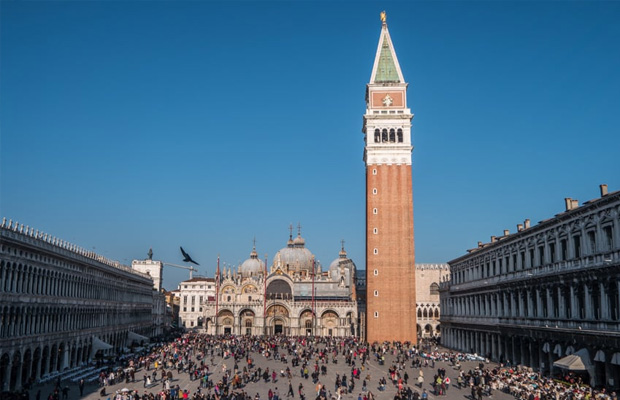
[31,345,517,400]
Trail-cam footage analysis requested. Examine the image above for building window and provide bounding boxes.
[373,188,377,195]
[373,208,378,215]
[249,296,252,301]
[560,239,568,260]
[430,283,439,296]
[389,128,395,142]
[190,321,194,327]
[374,311,379,318]
[374,290,379,296]
[374,269,378,276]
[191,307,194,312]
[183,296,187,305]
[549,242,556,263]
[382,129,388,142]
[397,128,403,143]
[573,235,581,258]
[183,307,187,312]
[199,307,202,312]
[374,129,380,143]
[227,295,231,302]
[208,285,212,289]
[199,296,203,304]
[373,228,378,234]
[587,231,596,253]
[184,285,188,289]
[603,225,614,250]
[373,169,377,175]
[373,248,378,255]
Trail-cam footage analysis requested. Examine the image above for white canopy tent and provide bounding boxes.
[127,331,149,345]
[91,336,113,357]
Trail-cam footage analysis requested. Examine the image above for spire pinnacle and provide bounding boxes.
[369,14,405,84]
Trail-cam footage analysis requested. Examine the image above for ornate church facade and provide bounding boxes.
[201,229,360,337]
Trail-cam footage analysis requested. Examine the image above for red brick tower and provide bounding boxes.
[363,12,416,344]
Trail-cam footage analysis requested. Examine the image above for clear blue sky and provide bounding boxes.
[2,1,619,291]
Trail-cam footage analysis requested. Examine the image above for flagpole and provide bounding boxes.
[215,255,220,335]
[264,254,268,336]
[312,257,316,337]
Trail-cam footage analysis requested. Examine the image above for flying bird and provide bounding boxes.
[180,247,200,265]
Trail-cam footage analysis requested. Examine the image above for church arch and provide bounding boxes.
[266,304,290,335]
[266,280,292,300]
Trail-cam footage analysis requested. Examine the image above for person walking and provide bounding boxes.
[287,381,294,398]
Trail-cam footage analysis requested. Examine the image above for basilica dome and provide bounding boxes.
[239,247,265,278]
[329,245,348,279]
[273,233,315,273]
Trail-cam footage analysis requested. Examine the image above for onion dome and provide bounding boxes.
[273,230,315,273]
[239,245,265,278]
[329,241,348,279]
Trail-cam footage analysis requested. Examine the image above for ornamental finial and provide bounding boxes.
[380,11,387,24]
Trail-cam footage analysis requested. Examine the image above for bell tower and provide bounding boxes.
[363,12,416,343]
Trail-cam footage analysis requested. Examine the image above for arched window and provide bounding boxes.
[434,308,439,319]
[374,129,380,143]
[417,309,422,318]
[430,282,440,296]
[423,308,428,318]
[389,129,395,142]
[382,129,388,142]
[397,129,403,143]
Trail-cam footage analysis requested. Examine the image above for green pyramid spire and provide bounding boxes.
[375,37,400,83]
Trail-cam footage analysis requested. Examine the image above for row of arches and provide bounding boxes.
[417,306,440,320]
[209,305,356,337]
[0,329,147,392]
[0,260,152,303]
[445,278,620,323]
[373,128,404,143]
[0,304,152,339]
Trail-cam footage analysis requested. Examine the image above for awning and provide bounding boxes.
[554,348,591,371]
[553,344,562,356]
[91,336,113,357]
[611,353,620,365]
[127,331,149,343]
[594,350,606,362]
[566,346,575,355]
[543,343,550,353]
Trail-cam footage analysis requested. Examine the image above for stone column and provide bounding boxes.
[536,288,543,317]
[600,282,610,320]
[584,283,594,320]
[570,285,579,319]
[2,358,11,391]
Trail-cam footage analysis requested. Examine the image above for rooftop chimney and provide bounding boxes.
[491,236,497,243]
[524,219,531,229]
[477,241,483,248]
[503,229,510,236]
[517,224,524,232]
[601,184,609,197]
[564,198,579,211]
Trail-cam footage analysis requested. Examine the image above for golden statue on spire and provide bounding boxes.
[380,11,387,24]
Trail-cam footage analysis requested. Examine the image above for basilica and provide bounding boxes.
[199,229,361,337]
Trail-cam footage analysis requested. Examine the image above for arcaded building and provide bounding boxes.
[202,230,359,337]
[0,219,155,392]
[416,264,450,338]
[363,13,417,343]
[440,185,620,388]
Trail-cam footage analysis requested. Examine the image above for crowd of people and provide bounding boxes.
[8,335,619,400]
